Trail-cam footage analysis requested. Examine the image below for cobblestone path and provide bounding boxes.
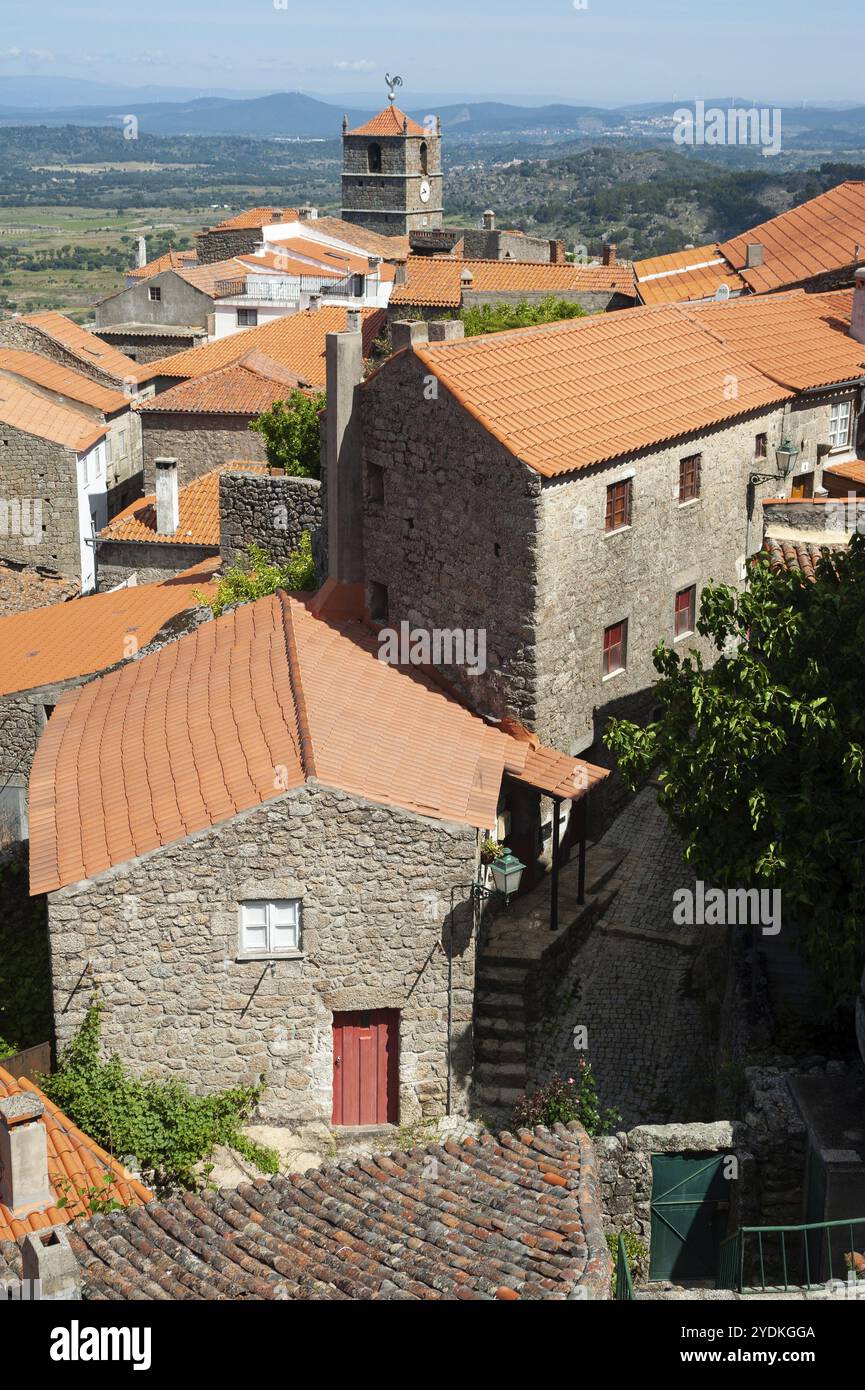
[531,787,716,1127]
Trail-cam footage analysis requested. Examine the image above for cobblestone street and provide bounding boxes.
[532,786,717,1127]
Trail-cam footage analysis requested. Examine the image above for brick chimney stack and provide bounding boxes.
[482,209,496,231]
[602,243,617,267]
[0,1093,51,1217]
[851,267,865,344]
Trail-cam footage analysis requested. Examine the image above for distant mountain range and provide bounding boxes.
[1,85,865,144]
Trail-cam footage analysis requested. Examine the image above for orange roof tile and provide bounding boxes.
[347,104,426,137]
[136,352,311,416]
[29,591,606,894]
[0,1065,150,1242]
[235,251,340,279]
[391,256,635,308]
[128,249,198,281]
[633,245,746,306]
[138,305,386,389]
[823,459,865,487]
[267,236,372,277]
[689,290,865,391]
[721,182,865,293]
[0,378,107,451]
[0,349,129,413]
[100,462,267,546]
[410,300,792,477]
[20,312,139,381]
[0,559,218,697]
[208,206,300,232]
[302,216,409,260]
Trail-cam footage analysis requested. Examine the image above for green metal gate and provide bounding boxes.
[649,1153,730,1281]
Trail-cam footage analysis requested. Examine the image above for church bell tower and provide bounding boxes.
[341,75,443,238]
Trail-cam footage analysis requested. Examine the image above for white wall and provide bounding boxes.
[77,438,108,591]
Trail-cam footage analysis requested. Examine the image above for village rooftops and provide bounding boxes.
[0,558,218,699]
[137,305,386,390]
[634,181,865,305]
[18,311,139,381]
[297,215,409,261]
[0,378,108,451]
[0,349,130,414]
[127,248,198,281]
[135,351,311,416]
[0,1123,609,1298]
[100,462,267,546]
[29,588,606,895]
[405,289,865,478]
[207,206,301,233]
[390,256,636,309]
[0,1065,150,1244]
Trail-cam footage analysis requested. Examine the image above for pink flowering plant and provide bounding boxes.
[512,1060,621,1137]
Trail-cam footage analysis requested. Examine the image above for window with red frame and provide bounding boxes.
[678,454,701,502]
[674,585,696,637]
[602,619,627,676]
[605,478,632,532]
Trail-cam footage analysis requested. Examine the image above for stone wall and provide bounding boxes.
[96,541,215,589]
[341,131,443,236]
[218,471,323,568]
[461,287,624,315]
[462,229,557,263]
[141,414,268,489]
[0,319,128,391]
[95,272,211,332]
[47,782,478,1125]
[0,423,81,578]
[196,227,266,265]
[96,331,204,364]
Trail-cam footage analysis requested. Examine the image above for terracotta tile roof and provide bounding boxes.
[100,462,267,546]
[3,1123,608,1298]
[29,591,605,894]
[823,459,865,487]
[128,249,198,281]
[138,306,386,389]
[235,251,339,279]
[0,378,107,451]
[0,1066,150,1244]
[303,217,409,260]
[411,301,793,477]
[391,256,636,308]
[172,258,252,298]
[208,206,300,233]
[720,182,865,293]
[688,290,865,392]
[633,245,746,306]
[0,348,129,413]
[761,536,842,580]
[267,236,372,277]
[136,352,311,416]
[0,563,78,618]
[347,104,426,137]
[20,312,139,381]
[0,559,218,698]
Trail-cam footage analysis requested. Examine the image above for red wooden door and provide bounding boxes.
[331,1009,399,1125]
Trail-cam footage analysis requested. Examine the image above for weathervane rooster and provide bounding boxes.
[385,74,403,104]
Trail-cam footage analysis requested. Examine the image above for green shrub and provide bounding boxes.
[41,998,279,1193]
[460,295,587,337]
[248,391,325,476]
[607,1230,649,1293]
[200,536,316,617]
[512,1061,621,1137]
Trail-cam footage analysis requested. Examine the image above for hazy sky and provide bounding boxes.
[0,0,862,103]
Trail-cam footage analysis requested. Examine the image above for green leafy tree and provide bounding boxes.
[248,390,325,476]
[460,295,587,337]
[605,535,865,1001]
[199,537,316,618]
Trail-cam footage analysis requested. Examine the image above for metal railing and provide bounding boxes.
[213,275,334,302]
[615,1234,636,1301]
[717,1217,865,1292]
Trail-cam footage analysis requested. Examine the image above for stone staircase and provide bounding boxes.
[471,842,625,1117]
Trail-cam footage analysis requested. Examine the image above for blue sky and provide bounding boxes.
[1,0,862,104]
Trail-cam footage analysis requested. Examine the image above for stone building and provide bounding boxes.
[0,560,216,847]
[389,254,636,322]
[31,585,604,1126]
[326,284,865,833]
[409,209,568,265]
[196,206,301,265]
[341,97,443,238]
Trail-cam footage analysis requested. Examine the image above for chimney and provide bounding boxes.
[549,239,566,264]
[428,320,465,342]
[394,261,408,286]
[746,242,764,269]
[391,320,430,353]
[137,235,147,269]
[346,308,362,334]
[325,321,365,584]
[308,293,321,312]
[602,243,617,267]
[460,267,474,287]
[0,1093,51,1216]
[155,457,179,536]
[482,209,496,231]
[851,267,865,344]
[22,1227,81,1301]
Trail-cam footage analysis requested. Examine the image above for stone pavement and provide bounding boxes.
[530,786,715,1127]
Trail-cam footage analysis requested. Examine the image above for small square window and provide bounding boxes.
[755,433,768,459]
[239,899,301,957]
[674,585,696,638]
[602,620,627,677]
[367,462,384,505]
[679,454,701,503]
[148,285,161,302]
[829,400,852,449]
[237,307,258,327]
[605,479,632,532]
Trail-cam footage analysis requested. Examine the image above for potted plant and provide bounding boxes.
[480,836,504,866]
